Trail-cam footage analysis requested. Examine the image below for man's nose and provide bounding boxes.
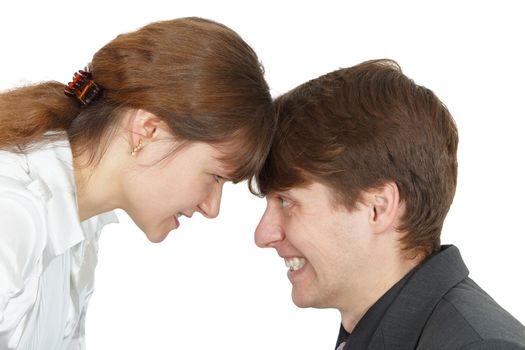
[254,204,285,248]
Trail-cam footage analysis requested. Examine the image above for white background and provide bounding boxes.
[1,1,524,349]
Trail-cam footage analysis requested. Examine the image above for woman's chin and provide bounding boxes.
[138,218,178,243]
[143,224,172,243]
[144,230,169,243]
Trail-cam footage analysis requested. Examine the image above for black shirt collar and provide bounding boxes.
[335,268,416,350]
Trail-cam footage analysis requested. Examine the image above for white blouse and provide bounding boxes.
[0,138,118,350]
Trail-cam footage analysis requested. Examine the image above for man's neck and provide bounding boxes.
[340,253,423,333]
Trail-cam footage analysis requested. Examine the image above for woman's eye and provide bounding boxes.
[213,175,223,183]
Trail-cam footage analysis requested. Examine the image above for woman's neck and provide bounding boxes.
[72,148,122,222]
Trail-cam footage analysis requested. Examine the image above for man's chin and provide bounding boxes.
[291,288,316,309]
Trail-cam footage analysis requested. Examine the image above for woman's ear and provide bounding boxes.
[367,182,401,235]
[129,109,163,145]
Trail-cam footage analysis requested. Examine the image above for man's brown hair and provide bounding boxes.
[256,59,458,255]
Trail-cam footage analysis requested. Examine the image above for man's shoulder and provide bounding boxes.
[366,246,524,349]
[418,277,525,349]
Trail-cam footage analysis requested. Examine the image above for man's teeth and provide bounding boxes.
[285,257,306,271]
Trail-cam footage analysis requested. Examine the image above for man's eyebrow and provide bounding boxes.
[272,191,297,200]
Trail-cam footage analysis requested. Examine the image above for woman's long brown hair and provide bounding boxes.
[0,17,275,184]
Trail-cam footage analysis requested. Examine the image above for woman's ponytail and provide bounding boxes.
[0,81,80,150]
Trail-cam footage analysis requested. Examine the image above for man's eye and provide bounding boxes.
[213,175,223,183]
[280,197,291,209]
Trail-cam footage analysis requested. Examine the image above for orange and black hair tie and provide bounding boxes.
[64,68,102,107]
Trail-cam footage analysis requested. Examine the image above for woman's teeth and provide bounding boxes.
[285,257,306,271]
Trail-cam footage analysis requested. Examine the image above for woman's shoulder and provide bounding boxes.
[0,150,49,271]
[0,174,48,298]
[0,161,48,248]
[0,178,48,345]
[0,148,31,182]
[0,150,48,205]
[0,135,71,199]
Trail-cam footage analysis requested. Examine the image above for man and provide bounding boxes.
[254,59,525,349]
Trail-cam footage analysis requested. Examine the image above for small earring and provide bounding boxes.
[131,139,143,156]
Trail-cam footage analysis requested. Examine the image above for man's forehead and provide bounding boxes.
[269,181,329,198]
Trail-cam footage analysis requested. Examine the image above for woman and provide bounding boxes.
[0,17,274,349]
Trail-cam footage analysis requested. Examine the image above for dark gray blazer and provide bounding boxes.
[367,245,525,349]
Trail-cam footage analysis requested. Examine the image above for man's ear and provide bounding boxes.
[367,182,401,234]
[129,109,163,147]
